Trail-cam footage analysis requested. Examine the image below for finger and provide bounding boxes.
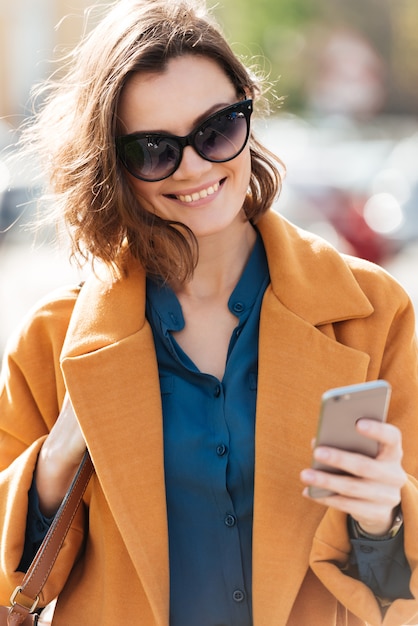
[356,419,403,459]
[303,467,400,502]
[302,483,399,532]
[301,471,403,531]
[312,445,407,487]
[302,479,401,530]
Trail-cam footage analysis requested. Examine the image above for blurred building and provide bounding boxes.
[307,28,386,119]
[318,0,418,116]
[0,0,91,128]
[389,0,418,115]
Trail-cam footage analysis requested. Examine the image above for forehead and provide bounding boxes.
[117,55,237,135]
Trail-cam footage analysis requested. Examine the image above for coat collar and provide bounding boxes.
[256,210,373,325]
[60,210,374,625]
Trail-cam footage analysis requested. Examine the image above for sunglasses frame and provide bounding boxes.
[116,99,253,182]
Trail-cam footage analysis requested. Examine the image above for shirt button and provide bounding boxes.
[232,302,245,314]
[169,312,179,326]
[216,444,227,456]
[233,589,245,603]
[224,514,236,527]
[214,384,221,398]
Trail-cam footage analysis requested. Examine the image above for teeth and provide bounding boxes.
[178,182,219,203]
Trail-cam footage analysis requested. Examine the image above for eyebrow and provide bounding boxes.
[192,101,234,127]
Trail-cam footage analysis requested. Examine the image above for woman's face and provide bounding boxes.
[117,55,252,240]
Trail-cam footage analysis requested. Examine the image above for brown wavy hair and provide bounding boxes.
[23,0,283,284]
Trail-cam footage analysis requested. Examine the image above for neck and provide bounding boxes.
[176,219,257,300]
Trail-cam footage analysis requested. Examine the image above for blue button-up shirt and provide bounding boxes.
[145,233,270,626]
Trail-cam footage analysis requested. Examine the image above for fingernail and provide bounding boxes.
[301,469,315,482]
[315,447,330,460]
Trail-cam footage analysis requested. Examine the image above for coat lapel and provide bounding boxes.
[252,212,374,624]
[60,262,169,626]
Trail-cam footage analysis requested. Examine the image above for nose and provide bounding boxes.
[171,145,212,181]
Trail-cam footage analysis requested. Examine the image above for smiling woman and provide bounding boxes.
[1,1,418,625]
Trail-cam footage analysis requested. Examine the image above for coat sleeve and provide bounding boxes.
[0,287,86,607]
[310,265,418,626]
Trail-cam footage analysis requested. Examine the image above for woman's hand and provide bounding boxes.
[35,393,87,516]
[300,419,407,536]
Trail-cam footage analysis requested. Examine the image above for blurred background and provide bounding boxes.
[0,0,417,357]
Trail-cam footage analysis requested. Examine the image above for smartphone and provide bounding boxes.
[308,379,392,498]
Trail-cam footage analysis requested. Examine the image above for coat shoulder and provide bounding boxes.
[342,252,413,315]
[4,284,82,361]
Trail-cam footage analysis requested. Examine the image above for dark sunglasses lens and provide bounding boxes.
[120,136,180,181]
[195,108,249,162]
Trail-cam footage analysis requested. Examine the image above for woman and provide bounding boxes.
[1,0,418,624]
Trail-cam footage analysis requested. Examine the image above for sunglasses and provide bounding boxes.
[116,99,253,182]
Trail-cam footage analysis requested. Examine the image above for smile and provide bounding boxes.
[176,181,220,203]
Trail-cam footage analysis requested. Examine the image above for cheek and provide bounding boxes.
[235,147,252,193]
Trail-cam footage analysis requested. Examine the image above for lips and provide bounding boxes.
[166,179,224,203]
[177,181,220,203]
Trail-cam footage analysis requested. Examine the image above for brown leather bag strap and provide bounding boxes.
[9,450,94,618]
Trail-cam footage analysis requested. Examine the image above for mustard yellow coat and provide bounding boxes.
[1,210,418,625]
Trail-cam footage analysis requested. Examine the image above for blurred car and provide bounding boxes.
[257,115,418,265]
[0,184,41,243]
